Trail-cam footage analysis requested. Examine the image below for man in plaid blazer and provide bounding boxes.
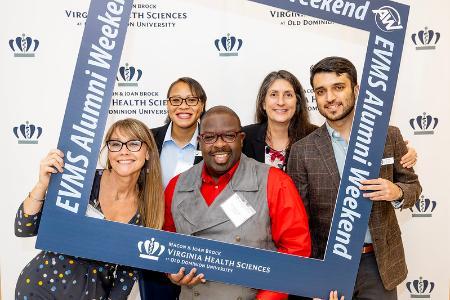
[287,57,421,300]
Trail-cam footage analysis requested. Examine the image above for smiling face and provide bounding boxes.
[199,112,245,180]
[263,79,297,126]
[107,128,149,178]
[312,72,359,126]
[167,81,205,130]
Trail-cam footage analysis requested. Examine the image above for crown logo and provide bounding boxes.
[214,33,243,56]
[9,34,39,57]
[409,113,438,135]
[410,195,437,218]
[13,121,42,144]
[412,27,440,50]
[138,238,165,261]
[406,277,435,298]
[116,63,142,87]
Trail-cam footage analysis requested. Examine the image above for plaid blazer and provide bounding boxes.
[287,124,421,290]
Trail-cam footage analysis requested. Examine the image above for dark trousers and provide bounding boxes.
[289,253,397,300]
[139,270,180,300]
[353,252,397,300]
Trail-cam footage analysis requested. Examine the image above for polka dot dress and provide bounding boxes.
[15,170,140,300]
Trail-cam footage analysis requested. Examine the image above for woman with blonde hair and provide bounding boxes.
[15,118,166,300]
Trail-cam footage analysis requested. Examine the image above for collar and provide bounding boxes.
[325,122,344,140]
[201,160,240,184]
[163,122,199,148]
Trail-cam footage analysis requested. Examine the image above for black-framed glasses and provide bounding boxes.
[168,96,201,106]
[198,131,242,144]
[106,140,144,152]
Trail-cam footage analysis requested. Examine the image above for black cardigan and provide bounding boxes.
[242,122,268,163]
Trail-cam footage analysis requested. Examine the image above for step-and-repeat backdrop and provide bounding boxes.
[1,0,448,299]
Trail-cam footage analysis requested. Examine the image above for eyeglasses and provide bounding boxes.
[198,131,242,144]
[168,96,201,106]
[106,140,144,152]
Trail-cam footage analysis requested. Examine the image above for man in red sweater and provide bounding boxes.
[165,105,311,300]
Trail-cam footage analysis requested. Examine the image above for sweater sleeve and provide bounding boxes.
[256,167,312,300]
[15,202,41,237]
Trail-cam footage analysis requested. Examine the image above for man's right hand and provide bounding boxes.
[168,267,206,287]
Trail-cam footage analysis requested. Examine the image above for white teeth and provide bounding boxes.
[213,153,229,163]
[118,160,133,164]
[177,113,191,119]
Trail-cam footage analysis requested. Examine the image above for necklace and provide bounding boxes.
[265,129,290,151]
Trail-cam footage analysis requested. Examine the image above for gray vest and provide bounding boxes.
[172,154,276,300]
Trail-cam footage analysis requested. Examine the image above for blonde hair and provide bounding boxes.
[103,118,164,229]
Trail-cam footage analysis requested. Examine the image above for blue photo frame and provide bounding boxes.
[36,0,409,298]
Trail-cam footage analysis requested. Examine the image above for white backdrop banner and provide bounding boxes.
[1,0,448,299]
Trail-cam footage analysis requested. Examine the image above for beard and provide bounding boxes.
[318,92,356,121]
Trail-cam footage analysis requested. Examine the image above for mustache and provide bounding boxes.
[325,100,340,106]
[209,145,231,154]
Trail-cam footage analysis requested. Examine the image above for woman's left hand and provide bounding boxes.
[313,290,344,300]
[400,140,418,169]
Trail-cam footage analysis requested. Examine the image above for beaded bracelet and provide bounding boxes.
[28,192,45,202]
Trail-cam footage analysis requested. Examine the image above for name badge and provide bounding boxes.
[220,193,256,228]
[381,157,394,166]
[85,203,105,219]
